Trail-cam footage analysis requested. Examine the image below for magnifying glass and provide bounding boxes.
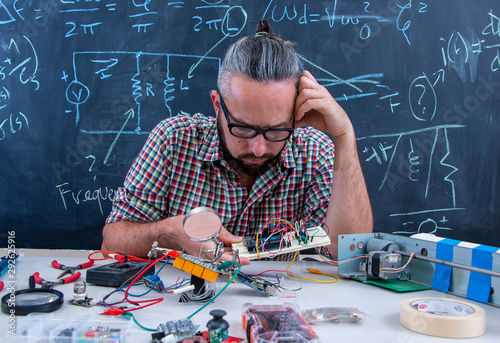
[183,207,224,260]
[1,288,64,316]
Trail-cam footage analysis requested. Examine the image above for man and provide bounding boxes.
[102,20,372,262]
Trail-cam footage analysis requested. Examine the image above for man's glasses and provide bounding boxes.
[218,92,295,142]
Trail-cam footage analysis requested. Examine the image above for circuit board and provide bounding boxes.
[232,226,331,260]
[233,272,277,296]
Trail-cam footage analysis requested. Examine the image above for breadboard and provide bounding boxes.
[233,226,331,260]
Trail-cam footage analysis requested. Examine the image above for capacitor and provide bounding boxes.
[73,280,87,300]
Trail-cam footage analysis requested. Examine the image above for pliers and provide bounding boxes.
[31,271,81,289]
[52,259,94,279]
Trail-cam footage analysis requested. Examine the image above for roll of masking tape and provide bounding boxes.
[400,297,486,338]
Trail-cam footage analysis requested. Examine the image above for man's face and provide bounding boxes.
[211,75,297,178]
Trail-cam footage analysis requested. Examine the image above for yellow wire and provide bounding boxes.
[285,252,339,283]
[317,252,369,265]
[255,232,261,259]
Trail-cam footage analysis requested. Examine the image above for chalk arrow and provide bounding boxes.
[104,109,134,165]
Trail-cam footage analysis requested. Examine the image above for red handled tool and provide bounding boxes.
[52,259,94,279]
[31,271,81,289]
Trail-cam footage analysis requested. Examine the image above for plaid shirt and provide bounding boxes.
[107,114,334,246]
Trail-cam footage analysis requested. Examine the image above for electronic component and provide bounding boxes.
[338,234,500,307]
[233,272,277,296]
[86,261,154,287]
[172,254,222,283]
[73,280,87,299]
[207,309,229,342]
[67,280,98,307]
[242,303,320,343]
[246,235,283,253]
[143,275,165,292]
[68,297,99,307]
[302,307,366,324]
[233,226,331,260]
[84,326,122,339]
[152,318,199,342]
[367,251,403,279]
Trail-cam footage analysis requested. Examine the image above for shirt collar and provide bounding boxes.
[198,118,297,169]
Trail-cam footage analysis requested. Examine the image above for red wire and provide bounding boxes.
[103,252,178,314]
[88,250,149,262]
[121,254,172,312]
[162,276,182,293]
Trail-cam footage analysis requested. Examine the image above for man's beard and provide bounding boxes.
[217,116,281,179]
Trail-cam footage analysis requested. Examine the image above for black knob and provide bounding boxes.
[207,309,229,331]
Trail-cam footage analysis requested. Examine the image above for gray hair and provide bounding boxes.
[217,20,301,97]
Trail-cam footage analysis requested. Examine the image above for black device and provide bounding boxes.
[86,261,155,287]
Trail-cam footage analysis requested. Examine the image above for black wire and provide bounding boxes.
[116,256,153,290]
[321,223,330,235]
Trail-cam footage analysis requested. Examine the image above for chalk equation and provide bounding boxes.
[0,111,29,141]
[297,56,401,112]
[263,0,428,45]
[358,125,468,237]
[64,51,220,165]
[0,34,39,143]
[482,10,500,72]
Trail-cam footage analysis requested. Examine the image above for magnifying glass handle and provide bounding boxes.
[212,237,224,259]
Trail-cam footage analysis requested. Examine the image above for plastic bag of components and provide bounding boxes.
[302,307,367,324]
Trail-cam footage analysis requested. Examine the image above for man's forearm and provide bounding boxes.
[324,131,373,258]
[102,217,185,258]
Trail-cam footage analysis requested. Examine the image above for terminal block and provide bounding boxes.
[172,254,221,283]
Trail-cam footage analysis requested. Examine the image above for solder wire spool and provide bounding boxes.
[400,297,486,338]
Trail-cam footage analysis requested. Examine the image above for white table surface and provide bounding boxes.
[1,250,499,342]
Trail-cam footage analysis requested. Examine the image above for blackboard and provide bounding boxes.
[1,0,499,250]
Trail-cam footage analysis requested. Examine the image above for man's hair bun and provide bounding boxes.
[255,19,272,35]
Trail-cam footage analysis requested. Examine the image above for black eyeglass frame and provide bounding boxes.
[218,92,295,142]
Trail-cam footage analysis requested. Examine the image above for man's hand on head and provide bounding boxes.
[294,70,355,142]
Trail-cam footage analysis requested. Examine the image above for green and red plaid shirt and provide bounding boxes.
[107,114,334,243]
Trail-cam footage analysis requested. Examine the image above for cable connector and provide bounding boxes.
[108,253,127,263]
[101,308,126,316]
[148,241,159,259]
[167,250,180,258]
